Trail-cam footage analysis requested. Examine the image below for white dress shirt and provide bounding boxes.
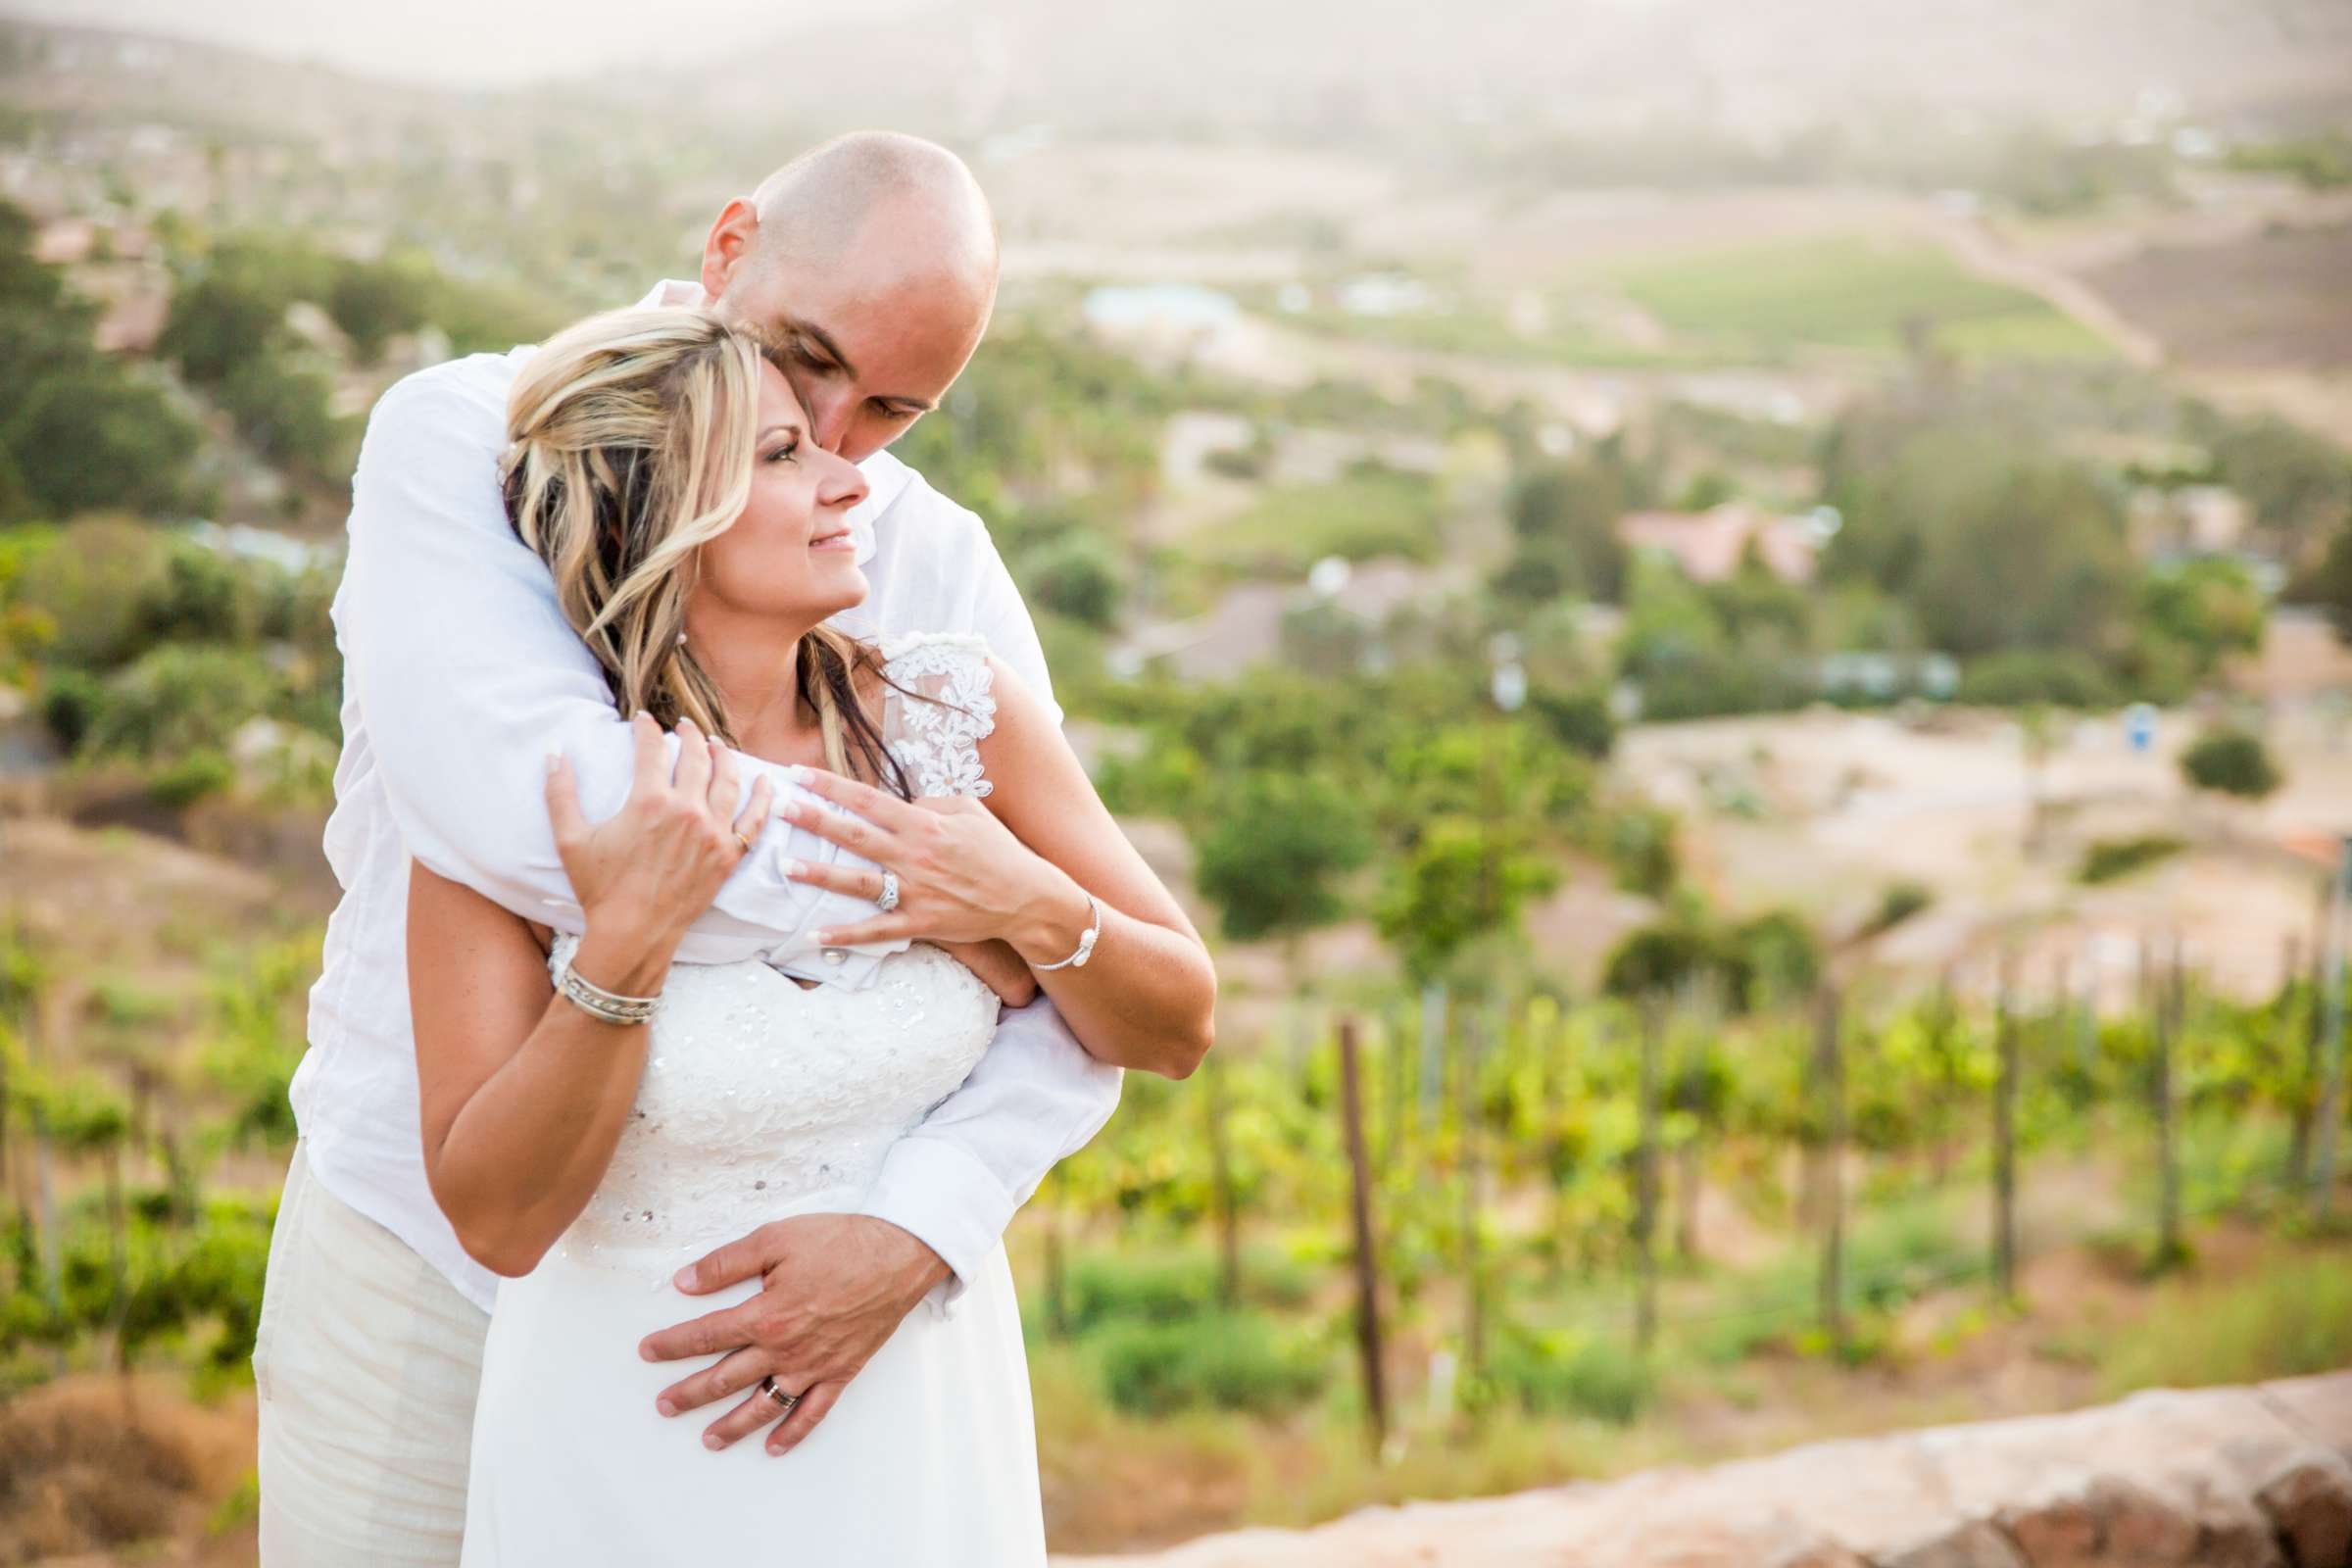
[293,283,1123,1315]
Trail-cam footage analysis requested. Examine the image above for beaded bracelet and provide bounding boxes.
[554,958,660,1026]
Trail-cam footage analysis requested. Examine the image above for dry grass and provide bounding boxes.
[0,1376,251,1565]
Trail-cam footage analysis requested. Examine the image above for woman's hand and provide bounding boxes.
[545,711,775,991]
[777,770,1090,964]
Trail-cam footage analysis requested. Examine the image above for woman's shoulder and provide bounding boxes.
[874,631,999,799]
[875,629,993,675]
[875,630,1000,715]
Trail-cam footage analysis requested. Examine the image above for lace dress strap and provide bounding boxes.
[877,632,997,800]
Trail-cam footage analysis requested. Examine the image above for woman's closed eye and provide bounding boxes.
[765,438,800,465]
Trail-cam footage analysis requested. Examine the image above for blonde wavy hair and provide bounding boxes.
[498,307,908,793]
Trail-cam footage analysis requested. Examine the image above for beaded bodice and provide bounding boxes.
[546,634,1000,1266]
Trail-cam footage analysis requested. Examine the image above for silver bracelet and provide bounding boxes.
[1033,892,1102,972]
[554,957,660,1026]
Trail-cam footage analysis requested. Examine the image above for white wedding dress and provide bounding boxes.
[461,634,1047,1566]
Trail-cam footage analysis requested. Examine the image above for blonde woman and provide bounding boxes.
[407,307,1214,1562]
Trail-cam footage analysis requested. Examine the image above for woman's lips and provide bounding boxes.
[809,529,855,552]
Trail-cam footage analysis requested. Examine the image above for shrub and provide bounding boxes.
[1529,684,1615,760]
[1055,1248,1315,1336]
[2180,727,2281,801]
[10,516,169,669]
[36,665,103,753]
[148,748,235,809]
[1601,805,1678,897]
[1957,650,2116,709]
[87,643,281,762]
[1093,1311,1327,1417]
[2079,834,2185,884]
[1483,1326,1655,1424]
[1861,879,1934,938]
[1062,1252,1223,1334]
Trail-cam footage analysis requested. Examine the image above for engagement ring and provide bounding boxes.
[875,869,900,912]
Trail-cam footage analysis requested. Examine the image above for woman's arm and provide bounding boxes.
[410,864,657,1276]
[785,660,1215,1079]
[413,710,772,1276]
[971,662,1216,1078]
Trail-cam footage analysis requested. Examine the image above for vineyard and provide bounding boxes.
[1010,951,2352,1542]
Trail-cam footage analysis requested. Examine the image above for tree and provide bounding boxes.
[1193,772,1373,946]
[2299,517,2352,644]
[2180,726,2281,802]
[2136,558,2264,684]
[1375,818,1556,984]
[0,204,204,522]
[1495,462,1629,604]
[326,254,435,366]
[1906,459,2132,658]
[158,269,287,388]
[1015,531,1126,629]
[2198,409,2352,557]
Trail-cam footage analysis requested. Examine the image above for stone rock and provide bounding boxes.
[1058,1374,2352,1568]
[2254,1459,2352,1568]
[1878,1519,2028,1568]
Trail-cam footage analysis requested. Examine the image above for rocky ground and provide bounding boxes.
[1063,1372,2352,1568]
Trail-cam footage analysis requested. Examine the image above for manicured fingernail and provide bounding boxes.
[545,752,560,774]
[658,1398,676,1417]
[639,1341,657,1361]
[672,1266,695,1289]
[783,763,808,784]
[766,1443,785,1456]
[813,931,832,946]
[704,1434,723,1450]
[784,859,806,878]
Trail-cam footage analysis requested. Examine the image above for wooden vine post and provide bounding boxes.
[1338,1017,1389,1451]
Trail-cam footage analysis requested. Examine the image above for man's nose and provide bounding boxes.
[806,384,857,454]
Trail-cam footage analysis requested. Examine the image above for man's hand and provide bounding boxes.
[936,938,1040,1009]
[639,1213,951,1456]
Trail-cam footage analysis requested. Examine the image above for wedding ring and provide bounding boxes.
[760,1375,800,1413]
[734,830,755,855]
[875,869,900,913]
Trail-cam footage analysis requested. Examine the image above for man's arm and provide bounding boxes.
[340,362,888,970]
[860,998,1121,1306]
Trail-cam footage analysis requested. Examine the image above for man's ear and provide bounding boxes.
[700,199,760,300]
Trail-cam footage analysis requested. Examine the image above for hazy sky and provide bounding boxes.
[4,0,930,87]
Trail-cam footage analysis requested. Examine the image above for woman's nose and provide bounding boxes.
[818,449,869,512]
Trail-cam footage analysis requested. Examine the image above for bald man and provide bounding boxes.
[255,133,1123,1563]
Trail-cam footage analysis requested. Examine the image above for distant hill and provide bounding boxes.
[11,0,2352,160]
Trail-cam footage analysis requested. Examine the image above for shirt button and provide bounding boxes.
[821,947,847,965]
